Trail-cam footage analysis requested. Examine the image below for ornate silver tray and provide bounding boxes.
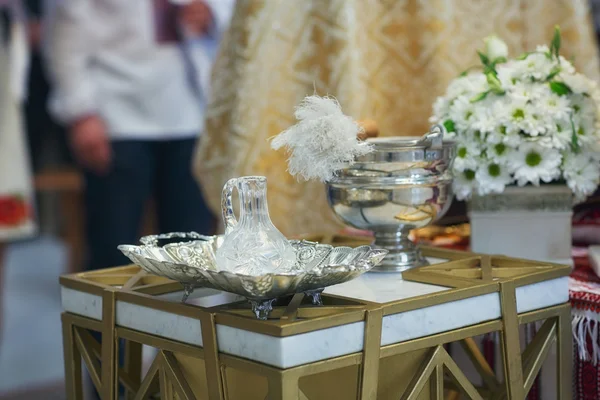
[118,232,387,319]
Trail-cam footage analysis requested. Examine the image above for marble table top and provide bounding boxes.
[61,258,569,369]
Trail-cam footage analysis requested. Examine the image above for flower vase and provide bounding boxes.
[469,185,573,266]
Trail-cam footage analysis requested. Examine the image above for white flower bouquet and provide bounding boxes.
[430,27,600,202]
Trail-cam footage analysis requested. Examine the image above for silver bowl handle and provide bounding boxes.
[420,124,445,148]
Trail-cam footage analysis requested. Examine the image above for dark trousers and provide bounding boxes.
[84,138,213,398]
[85,138,214,270]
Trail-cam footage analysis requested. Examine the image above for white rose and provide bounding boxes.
[484,35,509,61]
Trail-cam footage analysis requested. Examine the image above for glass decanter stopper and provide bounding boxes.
[215,176,296,275]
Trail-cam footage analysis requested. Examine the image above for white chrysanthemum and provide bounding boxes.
[485,129,504,145]
[572,114,597,146]
[476,162,513,195]
[558,56,576,74]
[507,81,547,102]
[508,142,562,186]
[453,169,478,200]
[515,52,554,81]
[563,152,600,201]
[429,33,600,201]
[572,94,598,120]
[536,119,572,150]
[536,45,550,53]
[502,132,524,147]
[589,137,600,154]
[539,92,572,121]
[560,72,594,94]
[486,141,512,163]
[469,101,500,134]
[445,74,487,99]
[497,62,520,88]
[271,95,372,182]
[496,97,547,136]
[453,137,481,172]
[449,96,476,131]
[485,125,521,147]
[431,97,450,122]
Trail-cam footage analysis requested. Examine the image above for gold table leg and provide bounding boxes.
[123,340,143,400]
[62,314,84,400]
[200,312,225,400]
[557,304,573,400]
[102,289,118,400]
[160,368,173,399]
[431,364,444,400]
[360,308,383,400]
[267,374,299,400]
[499,281,525,400]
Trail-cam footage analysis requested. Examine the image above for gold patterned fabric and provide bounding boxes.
[194,0,600,236]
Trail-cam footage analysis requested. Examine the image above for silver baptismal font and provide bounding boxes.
[326,125,456,272]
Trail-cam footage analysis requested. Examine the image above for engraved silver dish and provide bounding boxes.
[326,125,456,273]
[118,232,387,319]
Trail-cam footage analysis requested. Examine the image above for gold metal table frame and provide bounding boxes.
[60,236,572,400]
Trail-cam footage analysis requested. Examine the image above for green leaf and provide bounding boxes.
[443,119,456,133]
[483,65,496,76]
[486,71,504,94]
[570,115,580,153]
[516,52,531,60]
[546,65,562,81]
[491,56,507,66]
[470,90,491,103]
[486,71,501,85]
[477,50,490,66]
[550,25,561,59]
[458,65,482,77]
[550,81,571,96]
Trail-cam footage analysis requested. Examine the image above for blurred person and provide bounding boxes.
[45,0,235,271]
[0,0,37,342]
[194,0,600,237]
[24,0,71,170]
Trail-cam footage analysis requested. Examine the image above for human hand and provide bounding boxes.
[178,0,213,36]
[69,115,112,175]
[27,20,42,49]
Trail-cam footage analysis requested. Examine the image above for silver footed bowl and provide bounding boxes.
[326,125,456,273]
[118,232,387,319]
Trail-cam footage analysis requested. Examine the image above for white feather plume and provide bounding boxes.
[271,95,373,182]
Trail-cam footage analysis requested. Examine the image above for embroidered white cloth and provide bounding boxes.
[570,271,600,364]
[0,2,37,241]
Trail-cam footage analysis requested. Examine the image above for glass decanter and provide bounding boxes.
[215,176,296,275]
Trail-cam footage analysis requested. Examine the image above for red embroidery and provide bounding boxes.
[0,195,30,226]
